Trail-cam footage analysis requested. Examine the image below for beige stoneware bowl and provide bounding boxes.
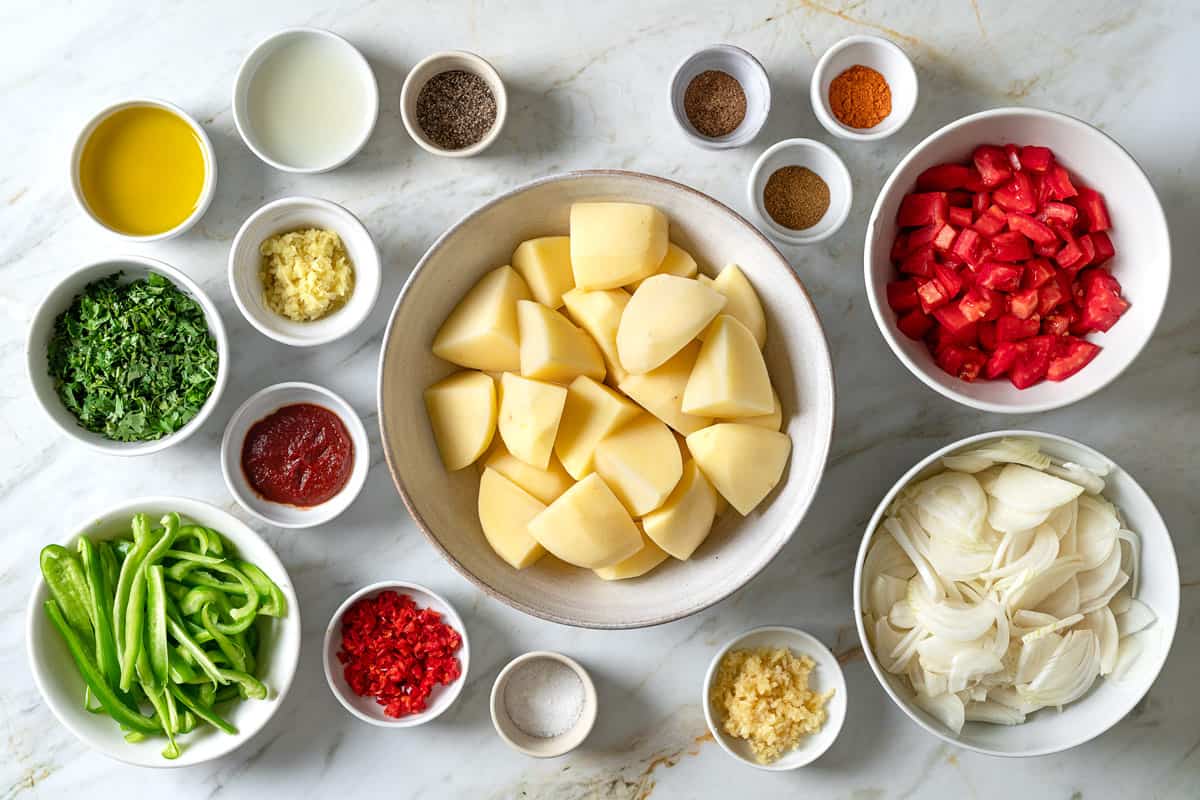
[378,170,835,628]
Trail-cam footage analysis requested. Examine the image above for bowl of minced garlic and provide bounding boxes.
[704,627,846,770]
[260,228,355,322]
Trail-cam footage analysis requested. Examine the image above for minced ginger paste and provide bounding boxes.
[710,646,834,763]
[260,228,354,322]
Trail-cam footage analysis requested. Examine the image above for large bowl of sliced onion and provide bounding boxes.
[853,431,1178,756]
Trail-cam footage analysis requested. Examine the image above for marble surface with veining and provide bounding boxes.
[2,1,1197,797]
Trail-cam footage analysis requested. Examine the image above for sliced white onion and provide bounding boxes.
[1035,576,1080,619]
[948,649,1003,693]
[1001,556,1083,611]
[1111,635,1143,682]
[1075,495,1120,570]
[1016,631,1063,685]
[1116,599,1157,638]
[886,517,942,600]
[964,700,1026,725]
[988,464,1084,513]
[1079,571,1129,616]
[1076,540,1123,605]
[914,691,965,735]
[1046,461,1106,495]
[915,599,998,643]
[869,573,909,620]
[988,497,1052,534]
[1078,608,1119,676]
[913,472,988,544]
[981,525,1058,580]
[1020,630,1101,707]
[942,439,1051,474]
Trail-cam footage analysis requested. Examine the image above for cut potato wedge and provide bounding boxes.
[484,442,574,505]
[627,242,698,290]
[478,468,547,569]
[707,265,766,347]
[682,315,774,417]
[593,413,682,516]
[594,533,670,580]
[498,373,568,469]
[618,340,712,435]
[570,202,668,290]
[554,376,641,479]
[512,236,574,309]
[687,424,791,515]
[642,459,718,560]
[733,387,782,431]
[432,266,531,371]
[616,275,726,374]
[528,473,643,568]
[424,371,497,470]
[517,300,606,383]
[562,287,631,385]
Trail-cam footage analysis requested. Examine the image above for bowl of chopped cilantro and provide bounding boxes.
[27,256,228,455]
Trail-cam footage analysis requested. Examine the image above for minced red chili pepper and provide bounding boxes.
[337,590,463,718]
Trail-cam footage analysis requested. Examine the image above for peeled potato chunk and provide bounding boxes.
[478,468,547,569]
[618,340,712,435]
[512,236,574,309]
[528,473,643,568]
[517,300,606,383]
[642,459,718,560]
[617,275,726,374]
[570,202,668,290]
[424,371,497,470]
[707,265,766,347]
[686,424,791,515]
[594,532,670,580]
[627,242,698,290]
[554,376,641,479]
[432,266,531,372]
[484,443,574,505]
[733,387,782,431]
[562,287,631,385]
[594,414,682,516]
[498,373,568,469]
[682,315,773,417]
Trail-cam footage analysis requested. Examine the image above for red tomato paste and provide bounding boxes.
[241,403,353,507]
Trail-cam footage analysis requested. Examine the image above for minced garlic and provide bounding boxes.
[710,646,833,764]
[260,228,354,322]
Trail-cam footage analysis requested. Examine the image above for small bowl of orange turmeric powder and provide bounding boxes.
[810,35,917,142]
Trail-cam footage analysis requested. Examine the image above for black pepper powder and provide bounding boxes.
[683,70,747,138]
[415,70,498,150]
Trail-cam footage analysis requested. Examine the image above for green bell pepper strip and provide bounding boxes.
[238,560,287,617]
[135,644,179,759]
[177,708,198,735]
[42,600,159,735]
[40,545,93,637]
[216,668,267,700]
[119,515,180,691]
[168,654,198,684]
[200,605,247,673]
[112,514,155,664]
[213,684,242,705]
[165,610,224,686]
[166,558,259,621]
[198,682,217,707]
[173,525,223,556]
[146,565,169,688]
[78,537,122,690]
[170,684,238,735]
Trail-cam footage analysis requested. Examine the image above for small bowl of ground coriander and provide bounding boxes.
[748,138,853,245]
[810,35,918,142]
[401,50,507,157]
[669,44,770,149]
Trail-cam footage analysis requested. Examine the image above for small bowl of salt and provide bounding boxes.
[490,651,597,758]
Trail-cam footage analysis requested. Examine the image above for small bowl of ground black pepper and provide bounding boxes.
[670,44,770,149]
[401,50,507,157]
[748,138,853,245]
[810,35,917,142]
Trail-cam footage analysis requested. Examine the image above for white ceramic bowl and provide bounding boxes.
[323,581,469,727]
[400,50,508,158]
[811,35,918,142]
[748,138,853,245]
[865,107,1171,413]
[228,196,381,347]
[26,256,229,456]
[232,27,379,173]
[220,382,369,529]
[490,651,598,758]
[26,496,301,767]
[70,97,218,241]
[853,430,1180,757]
[378,170,835,628]
[703,626,847,770]
[668,44,771,149]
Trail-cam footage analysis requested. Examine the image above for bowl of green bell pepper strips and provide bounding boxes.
[26,496,300,766]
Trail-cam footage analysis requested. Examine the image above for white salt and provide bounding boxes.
[503,658,584,738]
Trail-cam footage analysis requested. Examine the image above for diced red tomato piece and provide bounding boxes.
[1080,285,1130,333]
[1037,281,1067,315]
[1007,287,1040,319]
[1034,239,1060,257]
[1004,143,1022,172]
[947,190,973,208]
[1055,229,1086,270]
[886,279,921,312]
[898,192,950,227]
[897,309,934,340]
[917,277,950,313]
[933,264,964,299]
[972,191,991,217]
[1020,258,1056,289]
[936,345,987,382]
[1044,165,1078,200]
[904,224,941,255]
[958,286,999,323]
[1080,267,1122,297]
[993,172,1038,214]
[1039,201,1079,227]
[931,222,958,252]
[1018,145,1054,173]
[1077,233,1097,268]
[978,320,997,351]
[1089,231,1115,264]
[1009,335,1055,389]
[972,205,1007,237]
[973,145,1012,187]
[989,230,1033,262]
[890,231,909,263]
[1047,337,1101,381]
[916,164,972,191]
[976,260,1023,292]
[949,228,982,264]
[1074,187,1112,232]
[933,300,977,335]
[996,313,1040,342]
[985,341,1022,378]
[948,206,974,227]
[900,244,937,278]
[1006,213,1058,247]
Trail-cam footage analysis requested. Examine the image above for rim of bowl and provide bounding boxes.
[231,27,380,173]
[851,429,1181,758]
[322,581,470,727]
[863,106,1172,413]
[25,495,302,767]
[702,625,848,770]
[69,97,218,241]
[220,381,370,529]
[227,195,382,347]
[399,50,508,158]
[667,44,771,150]
[376,168,837,629]
[26,255,229,456]
[810,34,918,142]
[489,650,599,757]
[748,138,854,245]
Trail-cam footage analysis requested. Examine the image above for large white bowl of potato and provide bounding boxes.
[378,171,835,628]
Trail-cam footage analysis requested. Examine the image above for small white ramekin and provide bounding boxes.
[70,98,217,242]
[811,35,918,142]
[748,138,853,245]
[400,50,508,157]
[323,581,470,727]
[490,651,598,758]
[668,44,771,150]
[232,27,379,173]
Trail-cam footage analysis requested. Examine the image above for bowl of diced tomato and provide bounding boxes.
[865,107,1169,413]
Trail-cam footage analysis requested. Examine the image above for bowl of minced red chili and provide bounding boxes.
[220,381,370,528]
[322,581,469,727]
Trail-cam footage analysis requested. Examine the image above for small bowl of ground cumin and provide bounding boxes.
[401,50,507,157]
[669,44,771,149]
[748,138,853,245]
[811,35,918,142]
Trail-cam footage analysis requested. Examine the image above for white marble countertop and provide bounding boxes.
[3,1,1197,797]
